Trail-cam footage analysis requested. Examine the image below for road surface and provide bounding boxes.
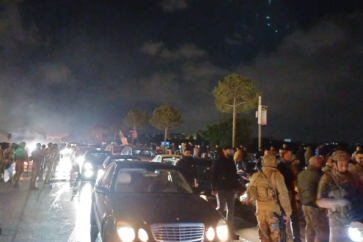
[0,157,259,242]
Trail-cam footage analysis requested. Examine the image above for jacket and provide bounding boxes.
[234,150,242,162]
[277,160,294,191]
[349,163,363,190]
[249,167,292,216]
[297,165,322,206]
[211,153,239,191]
[175,156,196,183]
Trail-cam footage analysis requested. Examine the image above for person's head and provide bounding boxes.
[293,159,300,165]
[318,143,324,149]
[309,156,324,169]
[270,147,275,151]
[48,143,53,148]
[262,155,278,167]
[222,146,233,157]
[283,144,287,149]
[41,144,46,149]
[10,143,16,149]
[36,143,41,150]
[264,149,270,156]
[356,150,363,165]
[282,151,292,162]
[216,145,219,148]
[19,142,26,148]
[183,149,192,157]
[333,151,350,174]
[243,147,247,151]
[356,146,362,152]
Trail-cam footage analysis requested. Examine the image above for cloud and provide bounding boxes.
[159,0,188,12]
[140,41,207,60]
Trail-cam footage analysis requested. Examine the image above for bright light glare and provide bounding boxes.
[138,229,148,242]
[200,195,208,201]
[206,227,215,241]
[117,226,135,242]
[77,156,85,166]
[83,162,93,170]
[349,227,363,242]
[216,222,229,241]
[28,143,37,153]
[84,170,94,178]
[97,169,105,180]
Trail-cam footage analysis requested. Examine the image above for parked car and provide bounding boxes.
[102,155,142,169]
[91,161,230,242]
[79,150,111,180]
[121,146,155,162]
[105,145,126,155]
[151,154,182,164]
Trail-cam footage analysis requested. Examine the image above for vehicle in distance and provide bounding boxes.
[103,155,142,169]
[121,146,155,162]
[91,161,230,242]
[78,150,111,180]
[151,154,182,165]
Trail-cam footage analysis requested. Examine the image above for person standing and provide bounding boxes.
[316,151,361,242]
[277,151,301,242]
[246,155,292,242]
[351,145,362,162]
[214,145,222,159]
[315,143,324,157]
[29,143,45,190]
[174,149,195,185]
[193,145,200,158]
[13,142,28,188]
[234,147,243,170]
[0,144,5,182]
[3,143,16,182]
[295,145,306,169]
[297,157,329,242]
[304,146,313,166]
[349,150,363,189]
[211,146,241,240]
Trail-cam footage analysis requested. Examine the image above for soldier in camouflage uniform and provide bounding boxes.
[297,157,329,242]
[349,150,363,189]
[316,151,361,242]
[247,155,292,242]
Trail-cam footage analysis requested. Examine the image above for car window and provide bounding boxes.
[162,156,181,164]
[121,148,131,155]
[112,147,123,154]
[151,156,159,162]
[102,164,116,189]
[133,149,152,156]
[114,169,192,194]
[103,157,110,167]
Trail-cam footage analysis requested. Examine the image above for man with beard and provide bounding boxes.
[174,148,195,185]
[316,151,361,242]
[211,146,241,240]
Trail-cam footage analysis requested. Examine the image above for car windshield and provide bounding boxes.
[86,152,109,164]
[114,169,192,194]
[112,158,140,162]
[133,149,152,156]
[162,157,181,164]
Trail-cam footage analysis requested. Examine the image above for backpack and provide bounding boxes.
[249,170,277,202]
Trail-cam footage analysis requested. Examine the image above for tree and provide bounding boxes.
[213,73,260,147]
[149,105,183,145]
[201,118,253,148]
[124,110,149,143]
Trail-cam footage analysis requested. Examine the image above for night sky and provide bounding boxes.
[0,0,363,143]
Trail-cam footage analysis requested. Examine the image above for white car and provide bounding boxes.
[151,154,182,165]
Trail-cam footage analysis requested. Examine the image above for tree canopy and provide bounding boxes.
[201,117,253,148]
[124,109,149,130]
[213,73,260,113]
[149,105,183,143]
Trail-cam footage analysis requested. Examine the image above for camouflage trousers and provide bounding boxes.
[256,210,281,242]
[302,205,329,242]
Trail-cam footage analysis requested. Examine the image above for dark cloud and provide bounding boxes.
[159,0,189,12]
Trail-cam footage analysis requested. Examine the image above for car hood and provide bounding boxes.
[109,193,222,225]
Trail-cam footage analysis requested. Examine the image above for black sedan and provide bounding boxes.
[91,161,230,242]
[79,150,111,180]
[102,155,142,169]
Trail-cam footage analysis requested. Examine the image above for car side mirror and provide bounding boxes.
[95,186,109,195]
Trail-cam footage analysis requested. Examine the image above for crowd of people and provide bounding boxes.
[0,142,61,190]
[245,144,363,242]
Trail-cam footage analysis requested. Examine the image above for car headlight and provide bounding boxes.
[117,224,135,242]
[216,220,229,241]
[206,227,215,241]
[83,162,93,170]
[200,195,208,201]
[349,226,363,242]
[138,228,149,242]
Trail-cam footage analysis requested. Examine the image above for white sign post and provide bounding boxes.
[257,96,268,149]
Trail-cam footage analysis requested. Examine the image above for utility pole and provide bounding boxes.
[258,96,262,149]
[256,96,267,150]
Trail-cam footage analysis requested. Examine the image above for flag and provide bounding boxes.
[119,129,128,145]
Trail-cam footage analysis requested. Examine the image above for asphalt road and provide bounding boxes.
[0,157,259,242]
